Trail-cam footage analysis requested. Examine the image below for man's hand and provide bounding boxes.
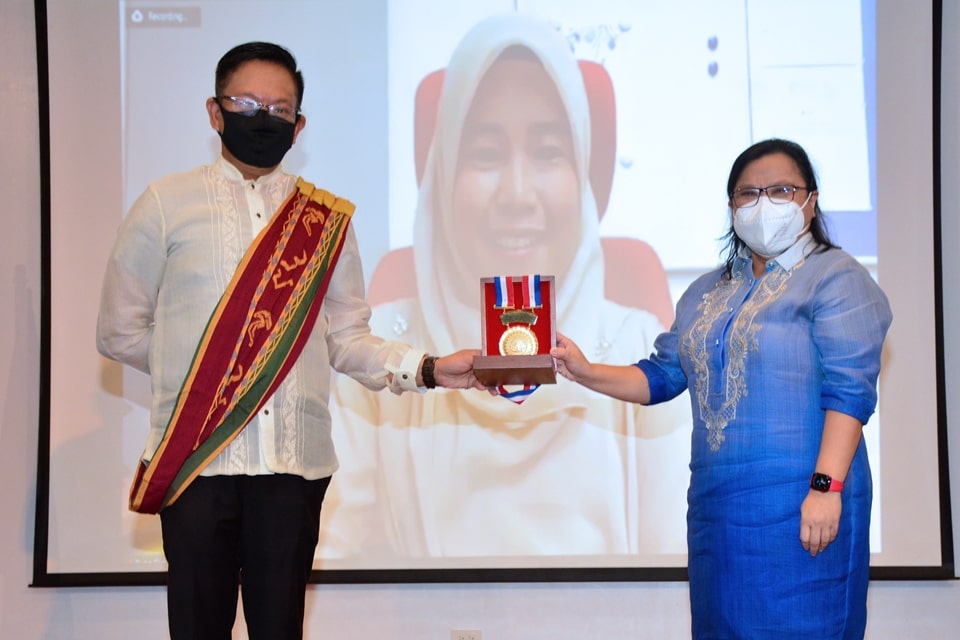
[434,349,486,390]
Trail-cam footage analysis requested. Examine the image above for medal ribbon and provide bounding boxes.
[520,274,541,308]
[493,273,544,404]
[494,275,516,308]
[495,274,541,309]
[497,383,540,405]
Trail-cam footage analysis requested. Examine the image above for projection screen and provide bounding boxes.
[34,0,952,585]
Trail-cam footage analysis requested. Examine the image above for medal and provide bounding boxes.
[499,324,539,355]
[493,275,542,357]
[474,274,556,392]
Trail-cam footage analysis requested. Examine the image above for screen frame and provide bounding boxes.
[30,0,954,587]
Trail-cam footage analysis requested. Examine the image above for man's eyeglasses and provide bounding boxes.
[217,96,299,123]
[731,185,808,209]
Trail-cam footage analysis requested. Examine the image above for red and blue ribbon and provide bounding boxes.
[494,274,541,309]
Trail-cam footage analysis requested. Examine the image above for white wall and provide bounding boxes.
[2,0,959,638]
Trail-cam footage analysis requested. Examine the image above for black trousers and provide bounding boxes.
[159,474,331,640]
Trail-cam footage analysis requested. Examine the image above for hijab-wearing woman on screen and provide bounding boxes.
[318,13,691,563]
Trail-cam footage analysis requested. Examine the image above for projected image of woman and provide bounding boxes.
[552,138,892,638]
[318,13,691,562]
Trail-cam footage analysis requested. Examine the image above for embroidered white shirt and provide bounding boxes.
[97,156,426,479]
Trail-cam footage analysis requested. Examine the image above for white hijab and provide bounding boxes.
[412,12,606,357]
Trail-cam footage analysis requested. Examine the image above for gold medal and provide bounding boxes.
[499,324,539,356]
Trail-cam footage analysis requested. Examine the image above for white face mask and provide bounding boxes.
[733,194,810,258]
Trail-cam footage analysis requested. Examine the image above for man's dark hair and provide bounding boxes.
[215,42,305,110]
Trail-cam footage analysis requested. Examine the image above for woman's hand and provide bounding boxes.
[799,491,842,557]
[551,332,652,403]
[551,332,592,382]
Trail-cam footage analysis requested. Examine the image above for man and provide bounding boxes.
[96,41,482,639]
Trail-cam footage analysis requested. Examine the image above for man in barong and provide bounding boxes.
[97,41,482,639]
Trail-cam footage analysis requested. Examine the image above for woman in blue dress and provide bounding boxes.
[551,138,892,639]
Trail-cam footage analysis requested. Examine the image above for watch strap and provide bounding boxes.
[810,472,843,493]
[421,355,438,389]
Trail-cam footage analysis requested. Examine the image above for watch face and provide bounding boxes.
[810,472,832,492]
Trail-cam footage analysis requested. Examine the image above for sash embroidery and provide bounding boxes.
[129,178,355,514]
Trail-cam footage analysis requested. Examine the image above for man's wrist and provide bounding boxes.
[421,355,438,389]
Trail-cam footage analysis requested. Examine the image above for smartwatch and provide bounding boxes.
[810,472,844,493]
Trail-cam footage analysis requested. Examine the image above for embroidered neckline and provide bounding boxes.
[683,261,800,451]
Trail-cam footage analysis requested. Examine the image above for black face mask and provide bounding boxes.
[219,108,296,169]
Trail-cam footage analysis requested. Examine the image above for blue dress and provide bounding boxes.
[639,237,892,639]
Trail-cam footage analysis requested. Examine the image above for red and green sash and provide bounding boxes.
[129,178,355,514]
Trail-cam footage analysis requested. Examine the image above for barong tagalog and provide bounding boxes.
[128,179,354,514]
[473,274,557,388]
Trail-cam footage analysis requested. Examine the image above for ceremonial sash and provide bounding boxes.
[129,178,355,514]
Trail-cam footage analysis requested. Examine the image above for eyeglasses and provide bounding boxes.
[217,96,299,123]
[731,185,808,208]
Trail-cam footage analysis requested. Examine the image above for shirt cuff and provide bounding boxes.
[394,348,428,392]
[635,360,669,404]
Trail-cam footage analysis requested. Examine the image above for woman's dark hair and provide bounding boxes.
[215,42,304,111]
[719,138,837,277]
